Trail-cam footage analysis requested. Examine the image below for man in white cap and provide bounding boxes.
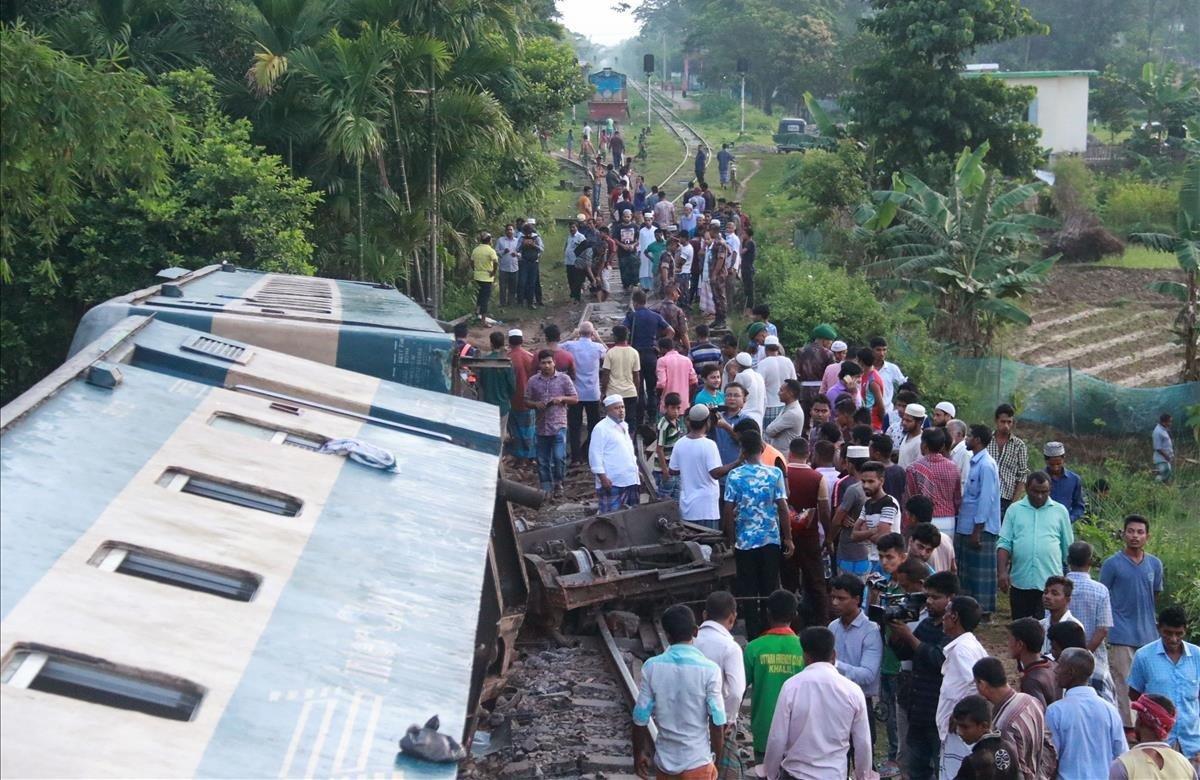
[732,352,766,426]
[932,401,956,428]
[589,395,642,512]
[671,404,741,529]
[820,340,850,396]
[1044,441,1085,522]
[896,402,926,468]
[758,335,797,428]
[832,445,874,579]
[637,215,658,289]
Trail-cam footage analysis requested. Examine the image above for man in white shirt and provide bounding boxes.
[897,403,927,468]
[588,395,642,512]
[764,626,879,780]
[937,596,989,779]
[670,405,741,528]
[757,336,797,429]
[495,223,521,306]
[633,605,726,778]
[694,590,746,727]
[1039,575,1084,656]
[732,352,766,426]
[765,379,806,452]
[946,419,971,491]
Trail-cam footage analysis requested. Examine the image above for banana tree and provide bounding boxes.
[855,142,1058,355]
[1132,123,1200,381]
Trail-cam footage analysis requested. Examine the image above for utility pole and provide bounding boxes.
[427,58,440,318]
[740,74,745,134]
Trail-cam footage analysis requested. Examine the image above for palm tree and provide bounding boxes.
[856,142,1058,355]
[47,0,200,75]
[1131,125,1200,381]
[291,27,397,278]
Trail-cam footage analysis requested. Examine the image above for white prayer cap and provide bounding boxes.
[905,403,927,418]
[935,401,957,417]
[507,328,523,338]
[846,445,870,459]
[735,352,753,367]
[831,340,848,353]
[603,394,625,407]
[764,335,781,348]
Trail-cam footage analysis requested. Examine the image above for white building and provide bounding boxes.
[965,69,1098,154]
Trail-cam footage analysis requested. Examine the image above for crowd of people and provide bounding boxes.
[460,117,1193,780]
[463,305,1194,780]
[468,122,756,328]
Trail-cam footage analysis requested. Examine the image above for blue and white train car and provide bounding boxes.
[1,315,502,778]
[70,264,454,394]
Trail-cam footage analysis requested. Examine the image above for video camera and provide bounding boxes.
[865,573,927,624]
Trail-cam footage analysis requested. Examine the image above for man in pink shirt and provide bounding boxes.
[819,340,850,395]
[655,336,698,413]
[904,427,963,537]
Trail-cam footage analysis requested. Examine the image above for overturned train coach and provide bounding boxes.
[70,263,454,394]
[0,312,527,778]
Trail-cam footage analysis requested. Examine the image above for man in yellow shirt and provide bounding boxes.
[471,232,499,321]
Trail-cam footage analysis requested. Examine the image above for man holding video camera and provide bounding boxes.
[887,571,959,780]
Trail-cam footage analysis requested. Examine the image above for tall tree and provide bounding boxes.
[844,0,1047,181]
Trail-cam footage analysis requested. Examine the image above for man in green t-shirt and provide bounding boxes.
[476,330,515,435]
[743,588,806,760]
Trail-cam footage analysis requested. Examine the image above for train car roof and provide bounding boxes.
[1,315,499,778]
[132,264,443,332]
[68,265,454,394]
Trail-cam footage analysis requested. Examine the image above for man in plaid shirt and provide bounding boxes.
[1066,541,1116,701]
[904,427,962,536]
[987,403,1029,517]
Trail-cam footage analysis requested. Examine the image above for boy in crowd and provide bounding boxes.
[1039,576,1082,656]
[951,695,1021,779]
[744,590,806,763]
[1007,617,1060,709]
[694,363,726,409]
[654,393,686,500]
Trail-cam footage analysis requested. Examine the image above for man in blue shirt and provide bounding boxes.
[956,424,1002,616]
[1128,606,1200,764]
[1045,647,1128,779]
[721,430,792,639]
[1101,514,1165,727]
[712,383,747,465]
[1043,441,1085,522]
[623,288,673,426]
[561,321,608,465]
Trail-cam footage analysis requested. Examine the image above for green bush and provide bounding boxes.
[782,141,867,227]
[1102,180,1177,236]
[758,246,888,350]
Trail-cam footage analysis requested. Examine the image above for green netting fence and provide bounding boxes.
[951,357,1200,436]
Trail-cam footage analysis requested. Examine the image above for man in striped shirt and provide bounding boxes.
[903,428,962,537]
[1065,542,1116,701]
[986,403,1029,517]
[973,657,1055,779]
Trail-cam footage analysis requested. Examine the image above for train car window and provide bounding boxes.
[207,413,324,451]
[90,544,261,602]
[156,469,302,517]
[2,647,204,722]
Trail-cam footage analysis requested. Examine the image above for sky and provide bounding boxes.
[557,0,641,46]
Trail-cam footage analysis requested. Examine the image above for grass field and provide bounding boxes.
[1097,245,1179,269]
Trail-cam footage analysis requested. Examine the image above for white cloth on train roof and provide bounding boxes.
[318,438,397,471]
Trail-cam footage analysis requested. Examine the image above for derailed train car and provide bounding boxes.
[70,264,454,394]
[0,315,518,777]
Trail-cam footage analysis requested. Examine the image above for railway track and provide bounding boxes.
[628,82,713,203]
